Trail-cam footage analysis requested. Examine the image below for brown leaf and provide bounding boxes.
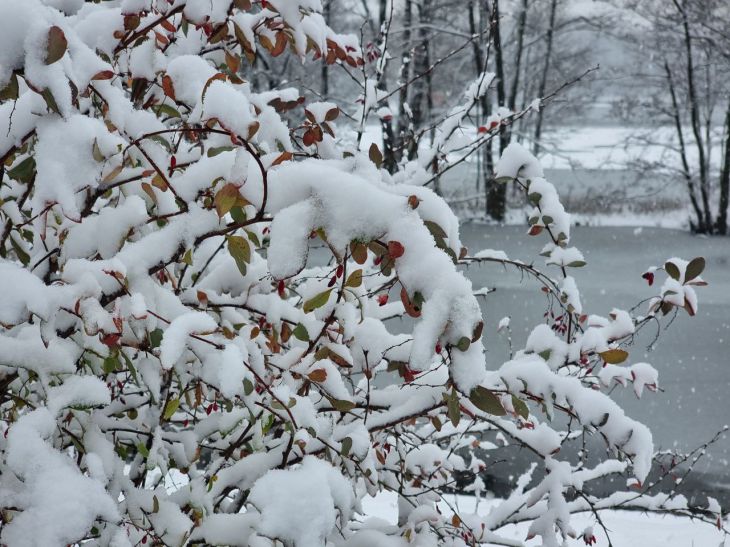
[599,348,629,364]
[271,151,292,166]
[224,49,240,74]
[369,143,383,168]
[214,183,247,218]
[271,32,287,57]
[351,242,367,264]
[161,75,176,101]
[92,70,115,81]
[308,369,328,382]
[45,26,67,65]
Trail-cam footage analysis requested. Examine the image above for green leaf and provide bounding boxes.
[538,349,552,361]
[345,269,362,288]
[292,323,310,342]
[148,135,172,152]
[227,235,251,276]
[40,88,61,115]
[137,442,150,458]
[303,289,333,313]
[8,157,35,183]
[469,385,506,416]
[152,495,159,514]
[10,236,30,266]
[599,348,629,364]
[424,220,447,240]
[684,257,705,282]
[664,260,680,281]
[163,398,180,420]
[45,26,68,65]
[446,389,460,427]
[495,176,514,184]
[456,336,471,352]
[149,328,164,349]
[121,351,138,384]
[153,103,181,119]
[246,229,260,248]
[340,436,353,457]
[243,378,254,396]
[207,145,236,157]
[511,394,529,420]
[182,249,193,266]
[0,72,19,101]
[103,355,119,374]
[567,260,586,268]
[330,398,355,412]
[230,206,247,224]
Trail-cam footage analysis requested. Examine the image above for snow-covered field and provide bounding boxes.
[361,491,726,546]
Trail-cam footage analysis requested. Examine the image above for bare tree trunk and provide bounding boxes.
[395,0,413,162]
[406,0,431,160]
[664,61,705,232]
[486,0,507,221]
[426,41,440,194]
[376,0,397,173]
[321,0,330,98]
[469,1,492,212]
[718,98,730,235]
[507,0,528,116]
[677,0,713,232]
[533,0,557,156]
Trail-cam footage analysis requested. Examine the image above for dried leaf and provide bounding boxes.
[45,26,67,65]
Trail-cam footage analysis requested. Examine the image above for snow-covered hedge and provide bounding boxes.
[0,1,717,546]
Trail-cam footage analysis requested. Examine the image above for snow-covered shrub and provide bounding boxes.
[0,1,717,546]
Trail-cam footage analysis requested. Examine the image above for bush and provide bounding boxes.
[0,1,716,546]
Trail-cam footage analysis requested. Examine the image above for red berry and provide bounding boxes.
[377,294,388,306]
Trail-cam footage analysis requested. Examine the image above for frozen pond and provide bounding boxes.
[458,224,730,500]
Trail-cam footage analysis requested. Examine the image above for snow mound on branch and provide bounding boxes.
[265,159,485,389]
[248,456,354,547]
[495,142,544,180]
[1,409,119,547]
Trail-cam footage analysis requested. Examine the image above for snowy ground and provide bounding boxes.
[361,491,727,546]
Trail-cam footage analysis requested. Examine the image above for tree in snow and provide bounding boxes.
[613,0,730,234]
[0,1,724,546]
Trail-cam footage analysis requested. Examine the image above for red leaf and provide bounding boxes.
[92,70,115,81]
[377,294,388,306]
[101,333,121,347]
[387,240,405,259]
[642,271,654,286]
[162,75,176,100]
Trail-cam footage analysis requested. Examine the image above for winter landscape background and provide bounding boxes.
[0,0,728,546]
